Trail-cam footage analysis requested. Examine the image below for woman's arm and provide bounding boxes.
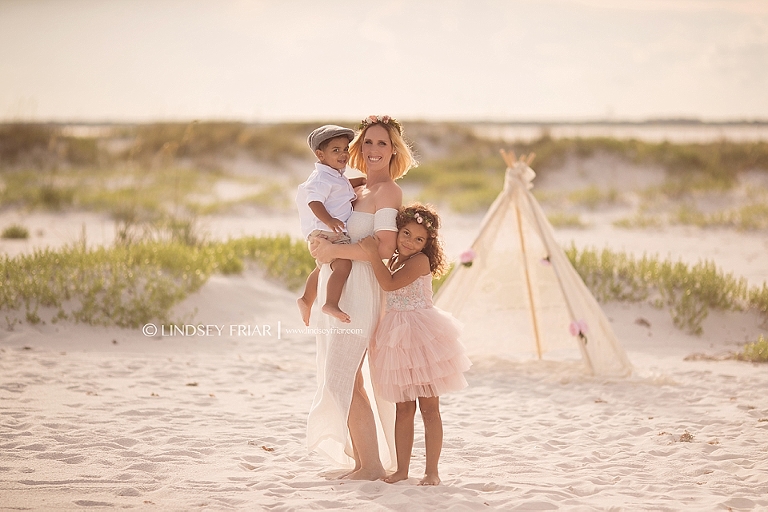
[372,181,402,259]
[373,230,397,260]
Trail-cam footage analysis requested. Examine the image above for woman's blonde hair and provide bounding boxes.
[348,116,417,180]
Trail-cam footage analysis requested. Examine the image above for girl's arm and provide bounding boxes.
[360,240,430,292]
[374,254,430,292]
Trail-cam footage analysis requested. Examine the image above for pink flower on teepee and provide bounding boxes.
[460,249,476,267]
[569,319,589,337]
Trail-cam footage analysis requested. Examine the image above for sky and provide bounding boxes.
[1,0,767,122]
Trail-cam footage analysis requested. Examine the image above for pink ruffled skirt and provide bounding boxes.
[370,306,472,403]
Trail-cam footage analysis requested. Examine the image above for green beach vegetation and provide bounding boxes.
[3,121,768,218]
[405,125,768,213]
[737,334,768,363]
[1,224,29,239]
[546,212,589,228]
[2,231,764,346]
[1,122,766,357]
[0,234,314,330]
[565,246,768,336]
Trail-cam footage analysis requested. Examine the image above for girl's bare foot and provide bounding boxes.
[383,470,409,484]
[322,303,351,323]
[418,473,440,486]
[346,467,386,480]
[296,297,312,326]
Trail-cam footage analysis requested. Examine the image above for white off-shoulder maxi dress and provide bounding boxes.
[307,208,398,469]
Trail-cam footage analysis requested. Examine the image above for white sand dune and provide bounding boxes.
[2,258,767,510]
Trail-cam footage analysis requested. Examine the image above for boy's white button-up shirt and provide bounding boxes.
[296,162,357,240]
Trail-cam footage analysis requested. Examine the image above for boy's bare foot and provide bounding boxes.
[345,467,386,480]
[296,297,312,326]
[322,303,351,323]
[383,470,409,484]
[418,473,440,486]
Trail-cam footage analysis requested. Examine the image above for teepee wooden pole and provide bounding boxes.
[501,149,544,358]
[523,192,595,374]
[513,189,544,360]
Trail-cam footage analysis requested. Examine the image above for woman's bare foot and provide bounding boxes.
[383,470,409,484]
[322,303,351,323]
[296,297,312,326]
[345,467,386,481]
[338,466,360,479]
[418,473,440,486]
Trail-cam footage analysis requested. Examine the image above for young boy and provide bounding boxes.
[295,125,364,326]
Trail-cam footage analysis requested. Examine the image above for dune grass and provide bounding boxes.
[0,235,314,329]
[673,202,768,231]
[567,186,621,210]
[565,246,767,335]
[0,164,281,220]
[119,121,314,165]
[4,122,768,217]
[436,243,767,337]
[404,126,768,212]
[514,135,768,190]
[1,224,29,239]
[737,334,768,362]
[613,213,664,229]
[2,231,765,340]
[0,123,101,168]
[547,212,589,228]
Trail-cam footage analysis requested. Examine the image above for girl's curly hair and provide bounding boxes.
[396,203,448,277]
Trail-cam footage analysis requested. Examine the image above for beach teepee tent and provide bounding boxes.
[435,151,632,377]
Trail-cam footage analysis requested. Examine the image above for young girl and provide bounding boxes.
[358,203,471,486]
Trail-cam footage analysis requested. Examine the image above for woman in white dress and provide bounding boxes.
[309,115,416,480]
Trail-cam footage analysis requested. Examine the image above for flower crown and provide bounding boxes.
[403,210,437,236]
[358,115,403,135]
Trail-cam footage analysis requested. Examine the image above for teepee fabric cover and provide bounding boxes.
[435,162,632,377]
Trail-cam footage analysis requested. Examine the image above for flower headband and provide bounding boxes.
[358,115,403,135]
[403,210,437,236]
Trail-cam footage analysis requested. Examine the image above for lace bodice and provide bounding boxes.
[385,274,433,312]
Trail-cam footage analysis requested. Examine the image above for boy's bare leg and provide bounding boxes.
[297,265,319,326]
[322,258,352,323]
[383,401,416,483]
[418,397,442,486]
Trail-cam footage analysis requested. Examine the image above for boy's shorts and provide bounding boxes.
[307,230,350,268]
[307,229,351,245]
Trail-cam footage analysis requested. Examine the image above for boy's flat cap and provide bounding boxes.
[307,125,355,152]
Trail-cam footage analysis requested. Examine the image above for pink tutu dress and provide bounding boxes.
[371,274,472,403]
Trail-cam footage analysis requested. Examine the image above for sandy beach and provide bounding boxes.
[1,204,767,511]
[3,0,768,506]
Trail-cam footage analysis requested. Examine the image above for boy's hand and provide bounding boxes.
[358,236,379,259]
[324,217,346,233]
